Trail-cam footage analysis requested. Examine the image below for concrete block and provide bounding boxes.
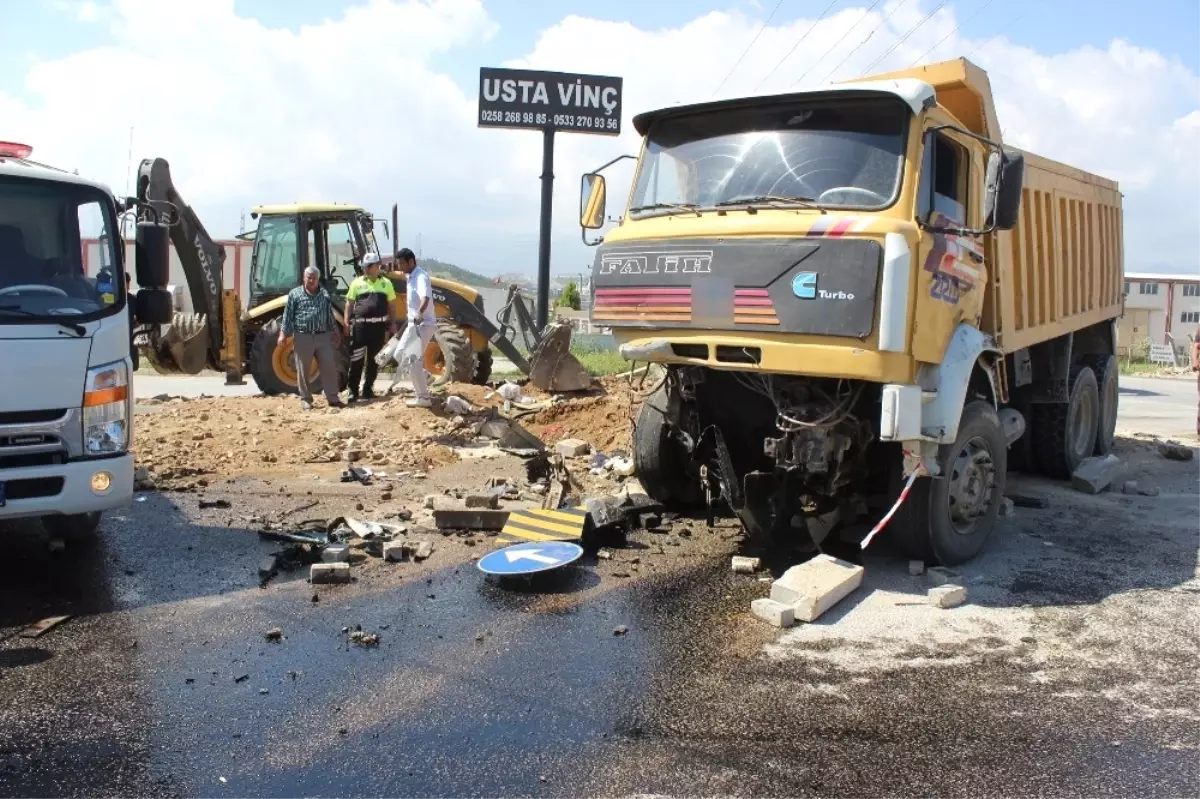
[998,497,1015,517]
[925,566,962,587]
[929,584,968,608]
[750,598,795,628]
[1121,480,1139,495]
[413,541,434,561]
[382,540,408,562]
[321,544,350,563]
[258,555,279,577]
[769,554,864,623]
[555,439,591,458]
[1070,454,1121,495]
[731,556,761,574]
[310,562,350,584]
[464,493,500,509]
[908,560,925,576]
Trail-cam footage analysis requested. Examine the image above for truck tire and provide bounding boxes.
[1082,354,1118,455]
[43,511,102,542]
[889,400,1007,566]
[250,318,349,396]
[473,347,493,385]
[1031,364,1099,478]
[426,319,476,387]
[633,384,703,507]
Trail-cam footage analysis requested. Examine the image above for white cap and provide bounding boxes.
[362,253,380,267]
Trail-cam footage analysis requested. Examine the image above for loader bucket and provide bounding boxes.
[526,321,592,393]
[142,312,209,375]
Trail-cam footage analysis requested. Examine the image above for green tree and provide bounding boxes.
[558,280,581,311]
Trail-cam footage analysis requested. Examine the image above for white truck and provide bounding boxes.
[0,141,173,538]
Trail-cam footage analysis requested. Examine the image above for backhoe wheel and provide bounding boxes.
[1082,354,1118,456]
[473,347,493,386]
[633,382,703,507]
[424,319,476,387]
[250,318,348,396]
[1031,364,1100,478]
[889,400,1007,566]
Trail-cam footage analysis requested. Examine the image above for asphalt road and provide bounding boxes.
[1,379,1197,797]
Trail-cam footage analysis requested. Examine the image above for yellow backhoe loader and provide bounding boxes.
[132,158,590,394]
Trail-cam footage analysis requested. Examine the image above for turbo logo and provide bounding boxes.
[791,271,854,301]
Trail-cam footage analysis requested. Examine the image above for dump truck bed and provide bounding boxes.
[982,149,1124,353]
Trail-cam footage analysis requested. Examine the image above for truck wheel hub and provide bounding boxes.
[948,437,995,532]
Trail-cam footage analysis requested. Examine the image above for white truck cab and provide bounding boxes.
[0,141,170,538]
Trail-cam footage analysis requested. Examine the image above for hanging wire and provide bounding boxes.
[966,7,1028,59]
[755,0,841,90]
[821,0,911,83]
[908,0,997,66]
[712,0,786,97]
[859,0,949,76]
[793,0,883,87]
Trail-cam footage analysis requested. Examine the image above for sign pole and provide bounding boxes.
[536,126,556,333]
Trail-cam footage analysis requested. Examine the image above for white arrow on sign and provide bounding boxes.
[505,548,558,565]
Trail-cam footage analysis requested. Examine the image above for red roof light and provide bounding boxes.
[0,142,33,159]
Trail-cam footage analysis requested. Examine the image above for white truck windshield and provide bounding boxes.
[630,97,909,215]
[0,177,123,322]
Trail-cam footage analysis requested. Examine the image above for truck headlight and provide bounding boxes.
[83,360,130,455]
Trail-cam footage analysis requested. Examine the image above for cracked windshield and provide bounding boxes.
[631,98,908,214]
[0,179,123,319]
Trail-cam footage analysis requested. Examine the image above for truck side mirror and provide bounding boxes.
[135,219,171,288]
[984,150,1025,231]
[580,173,606,230]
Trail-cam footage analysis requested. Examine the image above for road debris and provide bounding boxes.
[444,395,473,414]
[751,598,795,628]
[413,541,434,561]
[264,628,283,642]
[311,562,351,584]
[908,560,926,576]
[465,494,500,509]
[998,497,1015,517]
[321,544,350,563]
[1121,480,1140,495]
[1158,441,1194,461]
[555,438,591,458]
[1071,454,1122,494]
[731,556,761,574]
[928,584,968,609]
[1007,493,1047,509]
[383,540,408,562]
[234,674,250,683]
[769,554,864,623]
[434,508,509,531]
[198,498,231,509]
[926,566,962,587]
[19,615,72,639]
[349,628,380,647]
[612,625,628,636]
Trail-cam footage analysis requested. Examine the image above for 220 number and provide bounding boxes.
[930,273,962,304]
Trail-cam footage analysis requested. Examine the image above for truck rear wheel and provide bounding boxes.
[1082,354,1118,455]
[424,319,476,387]
[889,400,1007,566]
[250,318,348,396]
[1031,364,1099,478]
[43,511,102,542]
[633,383,702,507]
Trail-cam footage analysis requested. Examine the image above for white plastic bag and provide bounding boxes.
[497,382,522,401]
[444,395,472,414]
[375,334,402,366]
[393,323,425,376]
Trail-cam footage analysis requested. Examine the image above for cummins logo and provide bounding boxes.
[792,271,854,301]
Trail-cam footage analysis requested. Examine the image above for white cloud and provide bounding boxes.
[6,0,1199,276]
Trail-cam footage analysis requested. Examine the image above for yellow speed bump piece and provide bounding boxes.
[497,506,588,545]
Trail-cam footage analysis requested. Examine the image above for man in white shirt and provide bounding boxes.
[395,247,436,408]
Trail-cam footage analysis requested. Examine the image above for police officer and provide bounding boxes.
[344,253,397,401]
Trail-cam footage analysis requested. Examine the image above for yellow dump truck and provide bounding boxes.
[579,58,1124,565]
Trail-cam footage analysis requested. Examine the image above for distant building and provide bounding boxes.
[1119,272,1200,352]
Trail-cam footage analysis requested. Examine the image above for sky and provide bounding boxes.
[2,0,1197,278]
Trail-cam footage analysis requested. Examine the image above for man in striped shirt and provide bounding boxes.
[280,265,345,410]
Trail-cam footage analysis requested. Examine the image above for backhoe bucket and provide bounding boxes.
[526,322,591,393]
[142,312,210,375]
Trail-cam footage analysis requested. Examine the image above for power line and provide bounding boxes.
[821,0,910,84]
[908,0,997,66]
[712,0,786,97]
[794,0,883,87]
[755,0,841,90]
[859,0,948,76]
[967,7,1028,60]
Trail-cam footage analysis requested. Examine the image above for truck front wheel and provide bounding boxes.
[634,383,703,507]
[890,400,1007,566]
[43,511,102,542]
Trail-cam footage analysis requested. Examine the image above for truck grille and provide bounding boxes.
[2,477,65,500]
[0,409,67,425]
[0,434,67,470]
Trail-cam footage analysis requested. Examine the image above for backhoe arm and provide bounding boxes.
[136,157,225,364]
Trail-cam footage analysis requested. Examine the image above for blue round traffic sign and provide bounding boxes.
[477,540,584,576]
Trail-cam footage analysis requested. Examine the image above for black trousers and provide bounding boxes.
[347,321,388,395]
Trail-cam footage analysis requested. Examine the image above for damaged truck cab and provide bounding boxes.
[580,59,1124,565]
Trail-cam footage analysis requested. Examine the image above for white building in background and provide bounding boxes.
[1119,272,1200,352]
